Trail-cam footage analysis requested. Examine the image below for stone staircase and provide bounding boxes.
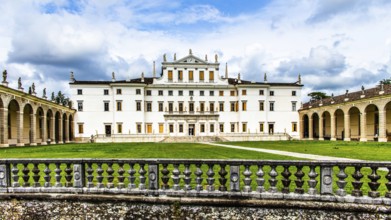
[160,136,227,143]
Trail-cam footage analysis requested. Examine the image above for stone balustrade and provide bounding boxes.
[1,159,391,205]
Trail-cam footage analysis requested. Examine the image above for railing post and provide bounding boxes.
[148,164,159,190]
[230,165,240,192]
[73,163,85,188]
[0,163,10,192]
[320,166,333,194]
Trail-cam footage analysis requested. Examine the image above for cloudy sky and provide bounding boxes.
[1,0,391,101]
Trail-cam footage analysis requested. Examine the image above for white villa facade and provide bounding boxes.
[70,51,302,142]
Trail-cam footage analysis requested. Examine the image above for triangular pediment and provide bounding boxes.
[173,54,208,64]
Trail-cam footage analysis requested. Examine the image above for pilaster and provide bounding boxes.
[64,118,70,143]
[378,110,387,142]
[360,112,367,142]
[308,118,313,140]
[0,108,8,147]
[16,111,24,146]
[330,115,336,141]
[344,114,351,141]
[41,114,47,145]
[30,113,37,146]
[58,115,63,144]
[318,115,324,141]
[50,117,55,144]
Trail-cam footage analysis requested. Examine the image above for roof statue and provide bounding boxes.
[32,83,36,94]
[18,77,22,90]
[43,88,47,98]
[205,54,208,62]
[28,87,32,95]
[298,73,301,84]
[225,63,228,78]
[215,54,218,63]
[189,49,192,55]
[141,72,144,82]
[238,73,241,83]
[264,72,267,82]
[163,53,167,62]
[153,61,156,78]
[345,90,349,96]
[174,53,176,61]
[361,85,365,94]
[2,70,7,82]
[112,72,115,82]
[381,81,384,91]
[70,71,75,82]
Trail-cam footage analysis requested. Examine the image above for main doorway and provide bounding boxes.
[188,124,195,136]
[105,125,111,137]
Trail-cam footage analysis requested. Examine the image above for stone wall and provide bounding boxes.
[1,194,390,219]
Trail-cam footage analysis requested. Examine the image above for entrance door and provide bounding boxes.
[105,125,111,137]
[189,124,195,136]
[268,124,274,135]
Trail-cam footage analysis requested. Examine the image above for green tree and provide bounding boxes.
[54,91,70,106]
[380,79,391,85]
[308,92,329,101]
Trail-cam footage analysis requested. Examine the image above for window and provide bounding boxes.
[169,124,174,133]
[270,91,274,96]
[104,89,109,95]
[178,90,183,96]
[209,91,214,96]
[231,123,235,132]
[159,124,164,134]
[158,90,163,96]
[230,102,235,112]
[179,124,183,133]
[116,101,122,111]
[200,102,205,112]
[230,91,235,96]
[116,89,122,95]
[189,102,194,112]
[260,123,264,132]
[168,70,173,80]
[219,123,224,133]
[259,90,264,95]
[242,90,247,96]
[292,91,297,96]
[219,91,224,96]
[292,102,297,111]
[146,90,152,96]
[242,101,247,111]
[146,124,152,134]
[259,101,264,111]
[209,102,214,112]
[199,71,204,81]
[104,102,109,112]
[158,102,163,112]
[270,102,275,111]
[146,102,152,112]
[178,70,183,80]
[78,124,84,134]
[136,101,141,111]
[179,102,183,112]
[117,124,122,134]
[137,124,142,133]
[210,124,214,133]
[219,102,224,112]
[209,71,214,81]
[200,91,204,96]
[136,89,141,95]
[189,90,194,96]
[168,102,173,112]
[242,123,247,132]
[77,89,82,95]
[292,122,297,132]
[189,71,194,81]
[168,90,173,96]
[200,124,205,133]
[77,101,83,111]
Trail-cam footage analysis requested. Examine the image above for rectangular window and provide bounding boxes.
[242,123,247,132]
[231,123,235,132]
[168,102,173,112]
[292,122,297,132]
[104,89,109,95]
[136,101,141,111]
[209,71,214,81]
[104,102,109,112]
[219,90,224,96]
[292,102,297,111]
[158,90,163,96]
[179,124,183,133]
[179,102,183,112]
[189,90,194,96]
[146,102,152,112]
[270,102,275,111]
[146,124,152,134]
[199,71,204,81]
[178,90,183,96]
[210,124,214,133]
[209,102,214,112]
[116,101,122,111]
[169,124,174,133]
[209,90,214,96]
[136,89,141,95]
[117,124,122,134]
[189,102,194,112]
[78,124,84,134]
[230,91,235,96]
[219,102,224,112]
[242,90,247,96]
[178,70,183,80]
[77,89,83,95]
[168,70,173,80]
[137,124,142,133]
[158,102,163,112]
[260,123,264,132]
[230,102,235,112]
[200,124,205,133]
[292,91,297,96]
[219,123,224,132]
[200,91,204,96]
[242,101,247,111]
[77,102,83,111]
[259,101,264,111]
[116,89,122,95]
[159,124,164,134]
[146,90,152,96]
[200,102,205,112]
[270,91,274,96]
[168,90,173,96]
[189,71,194,81]
[259,90,264,95]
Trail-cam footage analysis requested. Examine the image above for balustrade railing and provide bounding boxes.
[1,159,391,204]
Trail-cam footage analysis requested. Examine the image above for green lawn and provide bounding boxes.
[222,140,391,161]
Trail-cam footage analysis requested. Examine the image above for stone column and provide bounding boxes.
[308,117,313,140]
[0,108,8,147]
[16,111,24,146]
[64,118,69,143]
[41,114,47,145]
[330,115,336,141]
[360,112,367,142]
[344,113,351,141]
[58,115,63,144]
[379,110,387,142]
[50,116,55,144]
[30,113,37,146]
[318,115,324,141]
[299,118,304,140]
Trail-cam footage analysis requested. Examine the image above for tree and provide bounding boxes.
[308,92,329,101]
[380,79,391,85]
[53,91,70,106]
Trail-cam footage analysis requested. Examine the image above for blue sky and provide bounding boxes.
[0,0,391,101]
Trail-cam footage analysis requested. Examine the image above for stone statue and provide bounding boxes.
[205,54,208,61]
[70,71,75,82]
[189,49,192,55]
[215,54,218,63]
[18,77,22,89]
[361,85,365,94]
[163,54,167,62]
[345,90,349,95]
[28,87,32,94]
[2,70,7,82]
[264,72,267,82]
[298,73,301,84]
[174,53,176,61]
[43,88,46,98]
[112,72,115,81]
[32,83,36,94]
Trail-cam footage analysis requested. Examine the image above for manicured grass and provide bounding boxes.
[222,140,391,161]
[0,142,298,160]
